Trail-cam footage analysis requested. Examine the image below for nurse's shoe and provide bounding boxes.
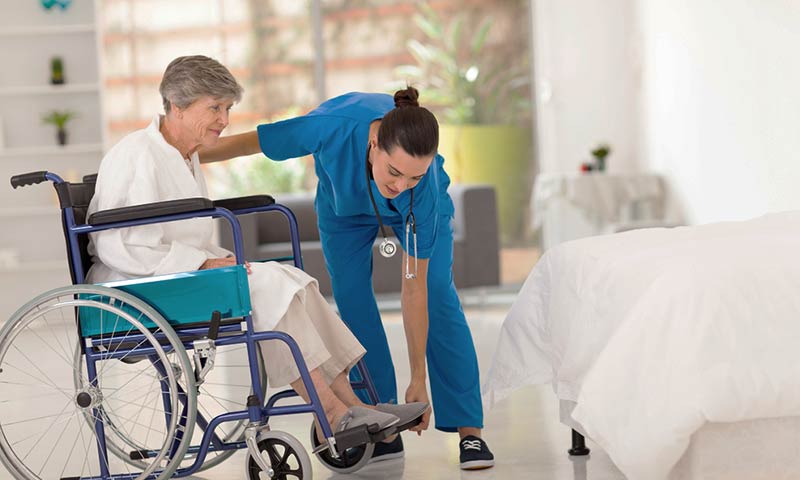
[369,434,404,463]
[459,435,495,470]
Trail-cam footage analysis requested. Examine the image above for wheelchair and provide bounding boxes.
[0,171,419,479]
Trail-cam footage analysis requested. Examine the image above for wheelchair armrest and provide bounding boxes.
[213,195,275,212]
[88,198,215,225]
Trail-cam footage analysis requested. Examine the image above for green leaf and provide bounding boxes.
[407,39,434,64]
[446,14,465,53]
[471,17,493,55]
[413,12,442,40]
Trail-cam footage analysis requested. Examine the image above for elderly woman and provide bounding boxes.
[86,55,424,437]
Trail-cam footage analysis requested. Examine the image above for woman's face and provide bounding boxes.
[174,96,234,149]
[369,143,433,199]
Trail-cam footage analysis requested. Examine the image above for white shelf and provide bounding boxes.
[0,24,95,37]
[0,206,59,217]
[0,143,103,158]
[0,260,66,273]
[0,83,99,96]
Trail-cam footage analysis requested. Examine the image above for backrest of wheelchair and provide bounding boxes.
[54,174,97,284]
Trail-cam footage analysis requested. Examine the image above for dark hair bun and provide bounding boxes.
[394,86,420,108]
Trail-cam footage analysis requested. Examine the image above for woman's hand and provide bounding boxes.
[405,379,431,435]
[200,257,252,274]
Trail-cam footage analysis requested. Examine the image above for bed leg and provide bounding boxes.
[568,429,591,456]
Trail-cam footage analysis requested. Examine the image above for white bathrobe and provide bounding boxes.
[86,115,316,330]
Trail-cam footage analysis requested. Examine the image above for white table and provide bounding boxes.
[531,172,667,250]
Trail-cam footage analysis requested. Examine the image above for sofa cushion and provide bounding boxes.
[258,194,320,243]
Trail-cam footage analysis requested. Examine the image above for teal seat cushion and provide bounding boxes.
[79,265,251,337]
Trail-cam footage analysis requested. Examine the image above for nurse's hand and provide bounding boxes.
[405,380,431,434]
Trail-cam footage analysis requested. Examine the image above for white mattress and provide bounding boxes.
[484,212,800,479]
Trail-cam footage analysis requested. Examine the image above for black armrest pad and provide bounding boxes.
[213,195,275,211]
[88,198,215,225]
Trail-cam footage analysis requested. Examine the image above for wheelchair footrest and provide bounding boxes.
[391,415,424,435]
[334,422,388,452]
[332,414,424,453]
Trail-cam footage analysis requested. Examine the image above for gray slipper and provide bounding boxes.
[336,406,400,433]
[375,402,429,425]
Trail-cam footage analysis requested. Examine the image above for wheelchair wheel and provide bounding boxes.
[78,339,267,472]
[245,430,312,480]
[0,285,196,480]
[309,422,374,474]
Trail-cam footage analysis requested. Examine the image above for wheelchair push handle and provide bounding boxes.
[10,171,49,189]
[10,171,64,189]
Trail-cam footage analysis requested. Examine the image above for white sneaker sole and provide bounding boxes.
[460,459,495,470]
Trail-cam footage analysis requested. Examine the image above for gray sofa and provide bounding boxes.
[219,184,500,296]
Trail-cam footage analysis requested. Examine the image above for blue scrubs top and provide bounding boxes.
[256,92,454,259]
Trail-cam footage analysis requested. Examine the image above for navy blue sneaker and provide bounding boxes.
[369,434,404,463]
[459,435,494,470]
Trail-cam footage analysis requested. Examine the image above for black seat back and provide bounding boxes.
[54,174,97,284]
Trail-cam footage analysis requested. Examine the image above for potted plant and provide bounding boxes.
[42,110,76,146]
[591,143,611,172]
[50,57,65,85]
[394,3,532,243]
[50,57,64,85]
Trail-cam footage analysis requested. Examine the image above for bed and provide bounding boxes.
[483,211,800,479]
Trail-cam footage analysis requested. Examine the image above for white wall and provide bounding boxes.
[637,0,800,224]
[531,0,641,174]
[533,0,800,225]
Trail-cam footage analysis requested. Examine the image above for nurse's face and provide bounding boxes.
[369,143,433,199]
[175,96,233,149]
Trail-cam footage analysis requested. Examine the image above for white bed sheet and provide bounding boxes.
[560,400,800,480]
[483,211,800,479]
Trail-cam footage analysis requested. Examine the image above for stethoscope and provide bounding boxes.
[365,146,418,280]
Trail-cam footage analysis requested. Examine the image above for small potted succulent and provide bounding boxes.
[591,143,611,172]
[42,110,76,146]
[50,57,65,85]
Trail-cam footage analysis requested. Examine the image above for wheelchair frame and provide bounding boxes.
[3,171,386,479]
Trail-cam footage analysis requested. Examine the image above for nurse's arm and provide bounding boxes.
[199,131,261,164]
[401,256,432,432]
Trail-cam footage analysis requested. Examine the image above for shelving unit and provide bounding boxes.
[0,23,95,36]
[0,0,104,321]
[0,143,103,157]
[0,83,99,96]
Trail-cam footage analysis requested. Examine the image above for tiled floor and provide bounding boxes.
[0,288,627,480]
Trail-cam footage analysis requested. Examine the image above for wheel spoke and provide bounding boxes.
[7,347,72,401]
[59,411,84,480]
[37,406,77,475]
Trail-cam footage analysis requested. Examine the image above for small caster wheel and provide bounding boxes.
[245,430,312,479]
[309,422,374,474]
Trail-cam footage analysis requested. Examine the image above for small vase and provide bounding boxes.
[57,128,67,146]
[595,156,606,172]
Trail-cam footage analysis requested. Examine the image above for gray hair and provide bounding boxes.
[159,55,243,113]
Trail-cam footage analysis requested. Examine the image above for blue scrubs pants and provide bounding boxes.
[318,212,483,432]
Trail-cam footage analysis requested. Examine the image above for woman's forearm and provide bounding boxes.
[199,131,261,163]
[401,259,430,381]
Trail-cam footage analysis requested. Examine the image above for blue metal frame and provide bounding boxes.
[32,171,381,479]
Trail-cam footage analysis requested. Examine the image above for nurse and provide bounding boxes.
[202,87,494,470]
